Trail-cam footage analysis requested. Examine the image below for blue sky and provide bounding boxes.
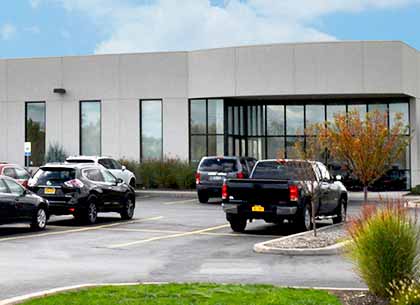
[0,0,419,59]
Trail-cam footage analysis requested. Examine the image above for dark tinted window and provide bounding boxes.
[252,161,315,180]
[247,159,256,170]
[98,159,112,169]
[0,179,9,194]
[3,168,17,179]
[101,169,116,183]
[66,159,95,164]
[4,179,25,195]
[83,168,104,182]
[32,168,76,186]
[199,158,238,173]
[110,159,122,170]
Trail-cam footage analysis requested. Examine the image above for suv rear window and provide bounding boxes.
[199,158,238,173]
[66,159,95,164]
[32,168,76,186]
[252,161,315,180]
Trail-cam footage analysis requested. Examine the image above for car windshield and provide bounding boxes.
[66,159,95,164]
[32,168,76,186]
[199,158,238,173]
[252,161,315,180]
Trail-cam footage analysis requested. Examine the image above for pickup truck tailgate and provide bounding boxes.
[226,179,290,205]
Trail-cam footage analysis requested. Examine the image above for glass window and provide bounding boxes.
[247,137,265,160]
[208,135,224,156]
[190,100,206,134]
[368,103,387,114]
[3,168,17,179]
[207,99,224,134]
[4,179,25,196]
[326,105,346,123]
[199,158,238,172]
[267,105,284,136]
[286,137,304,159]
[228,107,233,134]
[0,179,9,194]
[98,159,112,169]
[83,168,104,182]
[389,103,409,132]
[26,102,46,166]
[102,169,117,184]
[141,100,162,160]
[286,106,304,135]
[348,104,367,118]
[191,136,206,163]
[305,105,325,127]
[15,167,30,180]
[80,101,101,156]
[267,137,285,159]
[32,168,76,186]
[110,159,122,170]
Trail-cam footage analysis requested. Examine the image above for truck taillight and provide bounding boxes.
[236,172,244,179]
[222,183,228,200]
[195,173,201,185]
[289,185,299,202]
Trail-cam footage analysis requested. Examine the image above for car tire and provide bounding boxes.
[120,196,135,220]
[198,191,209,204]
[333,198,347,224]
[229,216,247,233]
[83,197,98,225]
[30,207,47,231]
[296,203,313,232]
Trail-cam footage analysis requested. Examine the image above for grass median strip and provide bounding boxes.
[108,224,230,248]
[19,283,342,305]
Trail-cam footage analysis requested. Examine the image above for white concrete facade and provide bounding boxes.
[0,41,419,186]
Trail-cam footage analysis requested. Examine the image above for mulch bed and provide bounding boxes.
[331,290,388,305]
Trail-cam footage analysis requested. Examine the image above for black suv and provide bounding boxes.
[195,156,257,203]
[28,164,136,224]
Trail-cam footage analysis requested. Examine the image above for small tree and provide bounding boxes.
[319,110,409,202]
[45,143,68,163]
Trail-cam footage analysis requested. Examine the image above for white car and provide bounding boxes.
[65,156,136,187]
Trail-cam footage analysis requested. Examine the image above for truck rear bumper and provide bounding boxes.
[222,203,298,217]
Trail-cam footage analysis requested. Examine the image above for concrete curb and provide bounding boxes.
[0,282,367,304]
[253,224,350,256]
[135,190,196,199]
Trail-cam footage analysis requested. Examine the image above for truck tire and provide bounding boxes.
[229,216,247,233]
[333,198,347,224]
[198,191,209,203]
[296,203,313,232]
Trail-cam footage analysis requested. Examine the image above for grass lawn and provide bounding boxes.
[21,283,342,305]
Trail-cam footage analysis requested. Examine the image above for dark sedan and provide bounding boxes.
[28,164,136,224]
[0,175,49,230]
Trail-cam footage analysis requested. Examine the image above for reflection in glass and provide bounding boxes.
[208,135,224,156]
[348,104,366,118]
[286,105,304,135]
[267,137,284,159]
[306,105,325,127]
[80,101,101,156]
[26,102,46,166]
[190,100,206,134]
[389,103,409,132]
[326,105,346,122]
[286,137,304,159]
[208,99,224,134]
[267,105,284,136]
[191,136,206,163]
[368,103,387,114]
[248,137,265,160]
[141,100,162,160]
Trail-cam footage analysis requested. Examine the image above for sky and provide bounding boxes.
[0,0,419,59]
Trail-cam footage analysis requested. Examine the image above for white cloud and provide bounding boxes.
[44,0,420,54]
[0,24,17,40]
[25,26,41,34]
[29,0,41,8]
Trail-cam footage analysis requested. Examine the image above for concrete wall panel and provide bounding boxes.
[61,100,79,156]
[188,48,235,98]
[45,100,62,150]
[0,102,6,161]
[118,99,140,160]
[62,55,119,100]
[236,44,294,96]
[7,58,61,101]
[402,45,418,97]
[101,100,120,158]
[0,60,6,101]
[5,101,25,165]
[163,98,189,160]
[120,52,188,99]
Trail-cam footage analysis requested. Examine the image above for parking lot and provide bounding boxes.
[0,194,364,300]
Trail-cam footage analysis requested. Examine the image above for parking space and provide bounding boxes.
[0,195,364,300]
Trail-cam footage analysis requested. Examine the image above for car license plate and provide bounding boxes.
[252,205,265,212]
[44,188,56,195]
[210,176,222,181]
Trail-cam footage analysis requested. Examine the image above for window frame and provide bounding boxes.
[25,101,46,166]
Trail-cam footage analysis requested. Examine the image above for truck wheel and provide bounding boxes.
[198,191,209,203]
[333,198,347,224]
[229,216,247,233]
[296,203,313,232]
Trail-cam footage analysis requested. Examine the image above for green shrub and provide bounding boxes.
[346,199,420,298]
[389,279,420,305]
[410,185,420,195]
[45,143,68,163]
[119,158,196,190]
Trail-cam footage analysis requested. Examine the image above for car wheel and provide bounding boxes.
[84,198,98,225]
[229,216,247,233]
[30,207,47,231]
[120,197,135,220]
[197,191,209,204]
[333,198,347,224]
[296,203,313,232]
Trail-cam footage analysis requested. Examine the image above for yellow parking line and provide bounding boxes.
[0,216,164,243]
[163,199,197,205]
[108,223,230,248]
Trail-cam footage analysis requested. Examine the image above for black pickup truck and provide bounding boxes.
[222,159,348,232]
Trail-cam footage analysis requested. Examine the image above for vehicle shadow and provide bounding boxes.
[47,216,128,227]
[242,221,332,236]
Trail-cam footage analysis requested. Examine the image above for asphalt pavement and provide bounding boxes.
[0,195,366,300]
